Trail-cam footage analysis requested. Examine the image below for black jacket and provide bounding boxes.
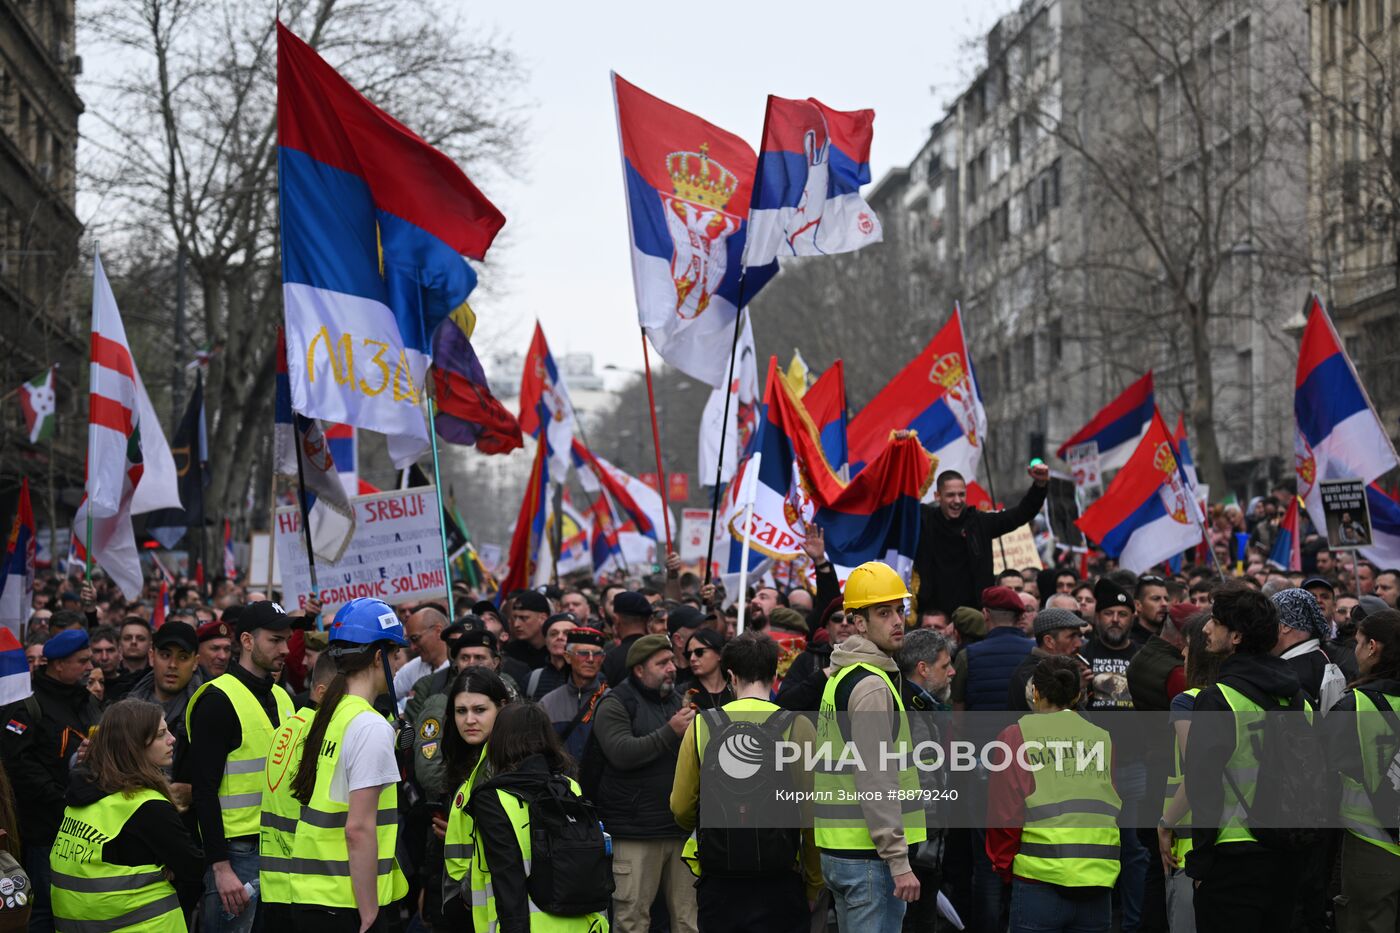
[0,672,101,847]
[591,676,683,839]
[1184,652,1304,879]
[64,770,204,884]
[468,756,581,933]
[914,482,1048,617]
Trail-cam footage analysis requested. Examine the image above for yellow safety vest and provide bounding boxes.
[286,694,408,908]
[468,775,609,932]
[259,705,315,904]
[1162,687,1201,865]
[1010,708,1121,888]
[1338,689,1400,857]
[444,749,489,883]
[186,672,294,839]
[813,662,927,851]
[1214,683,1313,845]
[50,787,186,933]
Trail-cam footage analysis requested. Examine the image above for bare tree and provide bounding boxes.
[1023,0,1308,493]
[79,0,526,547]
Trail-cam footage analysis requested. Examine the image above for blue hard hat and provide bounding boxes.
[329,598,407,648]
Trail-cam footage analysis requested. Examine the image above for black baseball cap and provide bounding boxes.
[235,601,291,634]
[613,591,653,618]
[153,621,198,653]
[1301,576,1335,593]
[514,590,551,614]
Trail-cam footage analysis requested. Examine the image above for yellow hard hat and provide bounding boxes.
[843,561,912,610]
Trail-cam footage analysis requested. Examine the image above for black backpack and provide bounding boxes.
[695,708,803,877]
[1356,689,1400,843]
[1221,680,1331,850]
[510,775,615,916]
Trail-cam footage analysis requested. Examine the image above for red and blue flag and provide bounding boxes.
[1268,497,1302,572]
[803,360,849,476]
[745,97,882,264]
[613,74,776,387]
[277,23,503,466]
[1056,371,1155,473]
[497,438,549,605]
[0,479,34,636]
[430,304,522,455]
[0,628,30,706]
[847,307,986,485]
[1076,411,1204,573]
[520,323,576,477]
[1294,295,1400,568]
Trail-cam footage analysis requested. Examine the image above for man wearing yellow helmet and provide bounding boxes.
[813,561,927,930]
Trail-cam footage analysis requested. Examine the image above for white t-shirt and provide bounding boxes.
[393,656,449,708]
[328,710,399,805]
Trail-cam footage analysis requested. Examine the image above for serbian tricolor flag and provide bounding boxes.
[571,440,670,546]
[1056,371,1155,473]
[847,307,986,488]
[1076,411,1205,574]
[277,23,504,467]
[1268,497,1303,572]
[0,479,35,636]
[613,74,776,388]
[73,252,181,599]
[0,629,30,706]
[497,438,549,605]
[430,303,522,455]
[804,360,849,477]
[1294,294,1400,569]
[519,323,576,477]
[732,358,934,579]
[746,96,881,264]
[323,424,357,498]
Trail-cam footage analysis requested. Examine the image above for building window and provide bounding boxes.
[1348,0,1360,38]
[1372,0,1385,33]
[1324,3,1336,62]
[1049,319,1063,362]
[1010,118,1022,164]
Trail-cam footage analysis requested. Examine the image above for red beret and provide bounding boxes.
[197,620,232,643]
[981,586,1025,613]
[1168,602,1199,631]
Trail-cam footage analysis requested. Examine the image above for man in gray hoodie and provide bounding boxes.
[815,561,927,931]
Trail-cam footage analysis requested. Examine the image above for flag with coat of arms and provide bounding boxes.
[19,367,55,444]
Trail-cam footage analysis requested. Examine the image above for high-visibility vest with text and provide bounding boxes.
[1339,689,1400,857]
[1010,709,1121,888]
[259,705,314,904]
[50,788,185,933]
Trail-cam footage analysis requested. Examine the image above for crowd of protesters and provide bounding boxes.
[0,471,1396,933]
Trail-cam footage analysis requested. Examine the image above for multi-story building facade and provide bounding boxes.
[750,0,1308,500]
[1308,0,1400,430]
[0,0,84,523]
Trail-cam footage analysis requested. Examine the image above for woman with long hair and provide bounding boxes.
[1328,609,1400,933]
[466,703,609,931]
[1156,610,1221,933]
[50,699,203,932]
[987,656,1122,933]
[436,667,511,928]
[286,598,409,933]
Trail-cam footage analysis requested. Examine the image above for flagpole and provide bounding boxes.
[266,466,278,595]
[291,424,321,609]
[638,329,674,555]
[702,305,749,586]
[979,435,1011,571]
[570,423,631,580]
[425,392,457,622]
[734,451,760,635]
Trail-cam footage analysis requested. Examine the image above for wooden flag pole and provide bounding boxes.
[425,388,457,622]
[638,329,673,555]
[291,424,321,625]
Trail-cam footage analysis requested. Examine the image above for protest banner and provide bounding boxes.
[993,523,1044,574]
[679,508,713,561]
[1319,478,1372,550]
[275,488,447,611]
[1066,441,1104,513]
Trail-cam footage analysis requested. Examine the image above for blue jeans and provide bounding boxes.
[820,854,907,933]
[1009,877,1111,933]
[201,837,262,933]
[24,843,53,933]
[1114,761,1149,933]
[971,829,1009,933]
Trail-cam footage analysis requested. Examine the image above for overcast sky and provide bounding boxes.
[468,0,1017,375]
